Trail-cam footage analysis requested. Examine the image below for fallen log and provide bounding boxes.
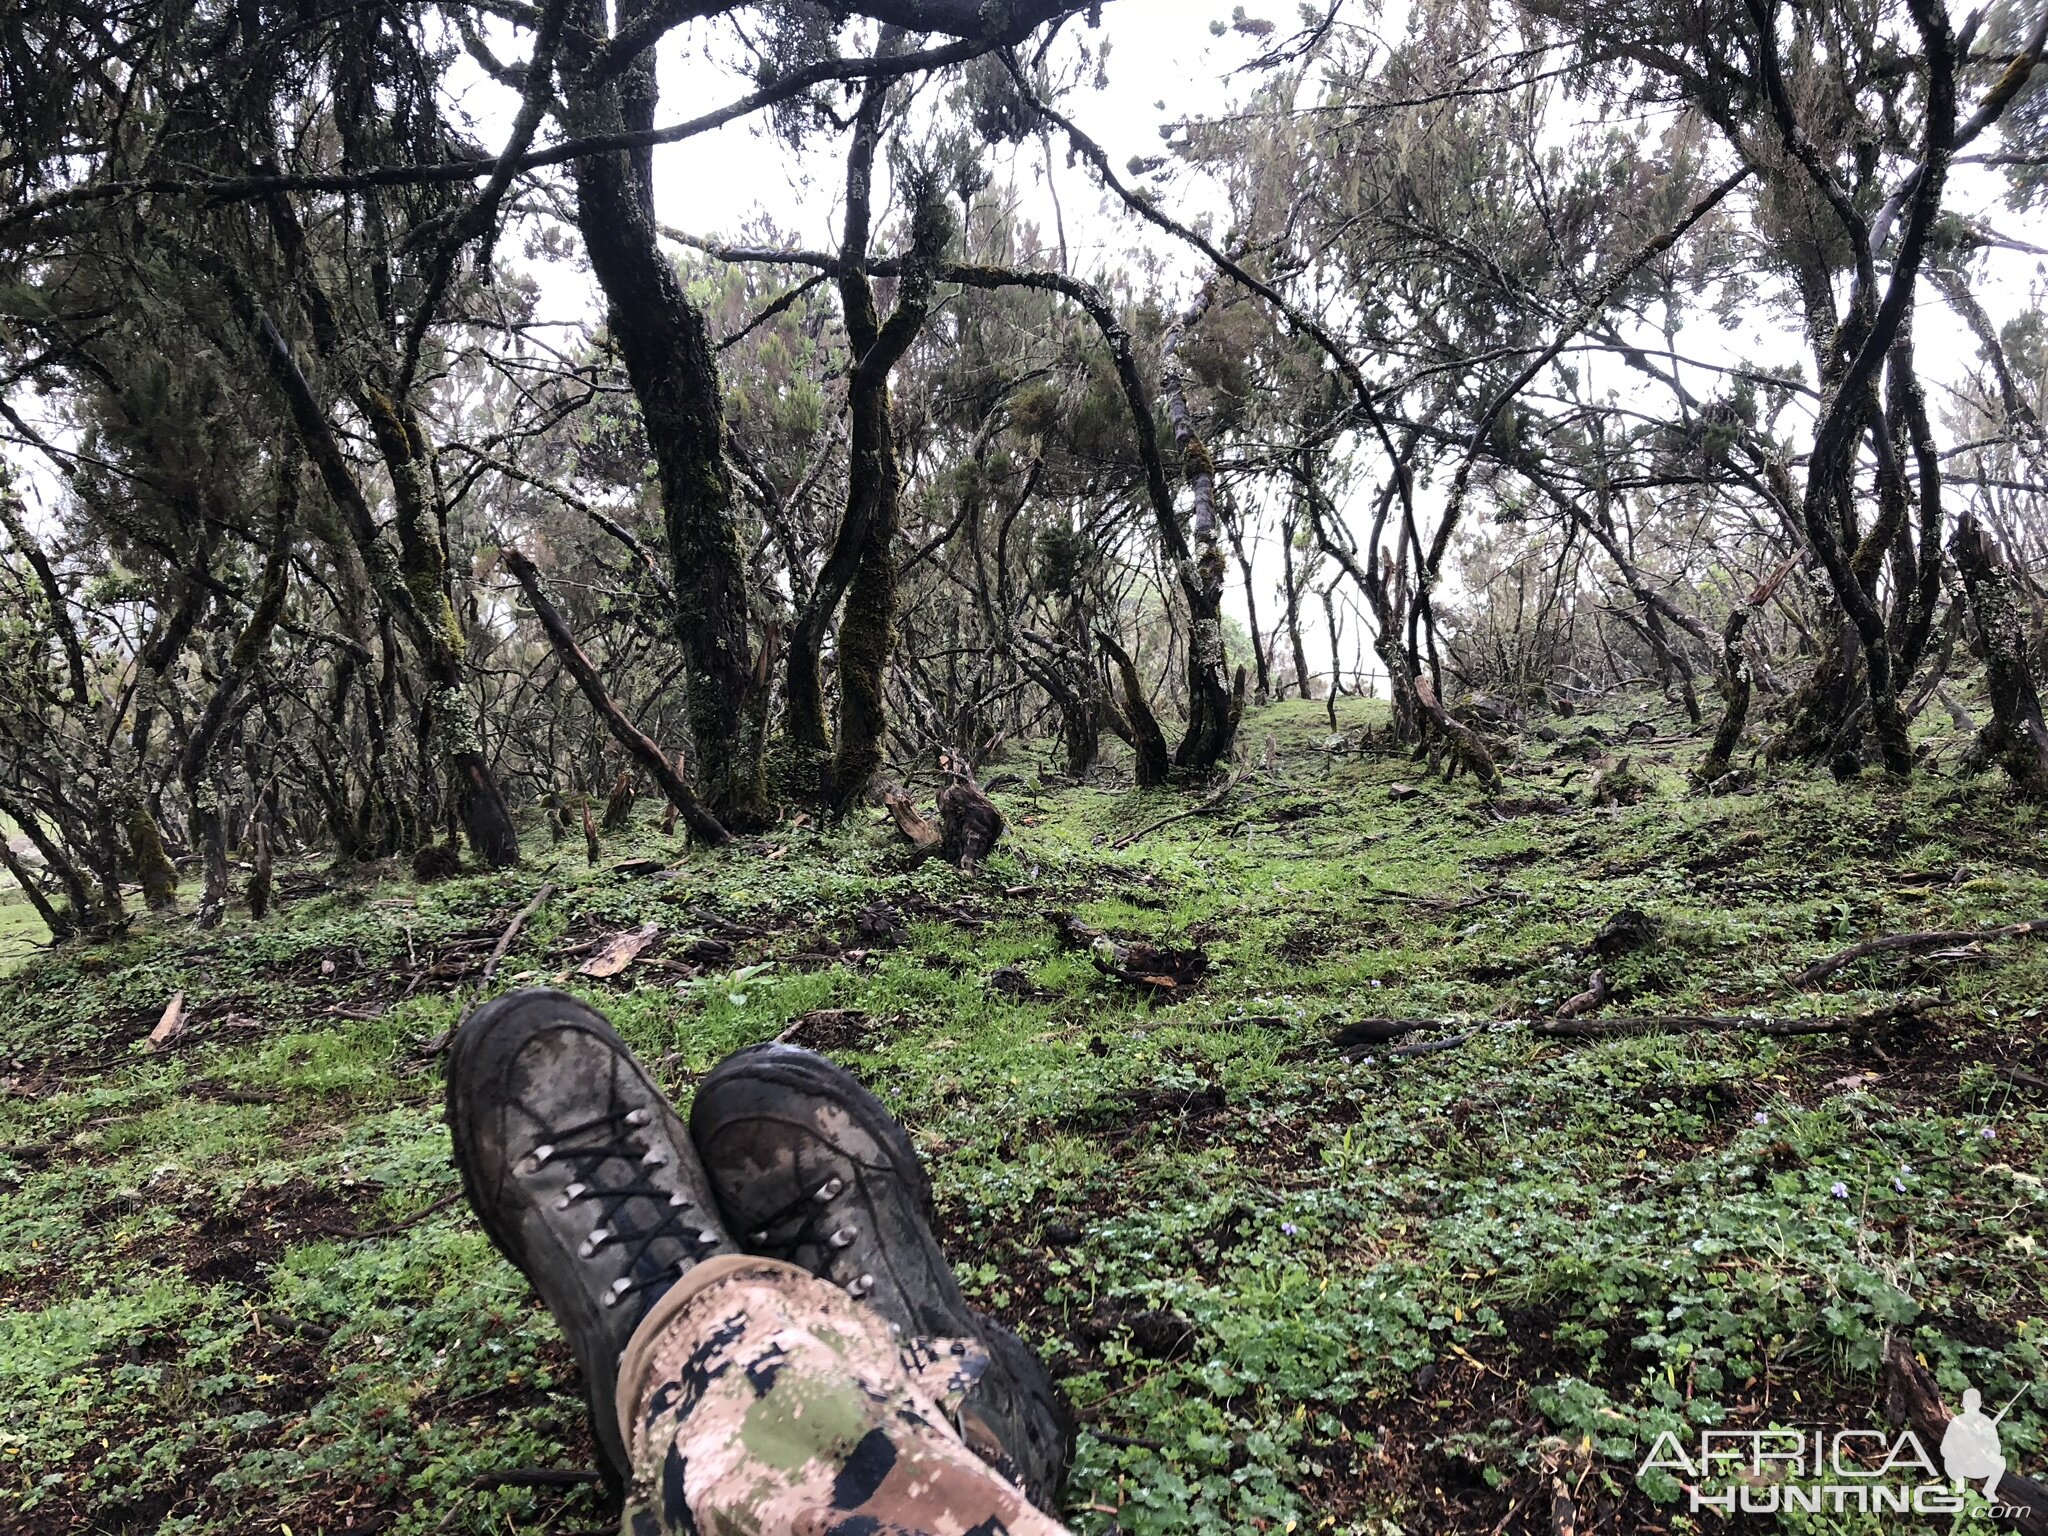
[686,904,770,940]
[1793,917,2048,986]
[1047,909,1208,992]
[481,881,555,987]
[1330,1018,1429,1047]
[1388,1030,1473,1057]
[1111,770,1244,850]
[1331,995,1936,1057]
[1532,994,1936,1039]
[472,1468,603,1492]
[504,547,731,847]
[882,788,941,852]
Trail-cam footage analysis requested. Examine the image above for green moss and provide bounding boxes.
[125,807,180,911]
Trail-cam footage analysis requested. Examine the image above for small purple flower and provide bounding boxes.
[1753,1112,1770,1126]
[1980,1127,1997,1141]
[1831,1182,1849,1200]
[1893,1178,1907,1193]
[1280,1222,1298,1236]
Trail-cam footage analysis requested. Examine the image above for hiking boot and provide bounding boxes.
[446,988,736,1483]
[689,1042,1075,1510]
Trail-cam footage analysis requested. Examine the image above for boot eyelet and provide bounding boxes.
[847,1273,876,1297]
[518,1144,555,1174]
[813,1177,845,1202]
[624,1108,653,1128]
[828,1225,858,1248]
[668,1190,691,1207]
[579,1226,613,1258]
[641,1148,666,1167]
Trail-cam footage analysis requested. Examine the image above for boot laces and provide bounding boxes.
[522,1106,714,1310]
[751,1173,878,1299]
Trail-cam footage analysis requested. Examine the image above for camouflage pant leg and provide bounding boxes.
[613,1253,1072,1536]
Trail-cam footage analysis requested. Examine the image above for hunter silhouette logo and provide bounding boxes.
[1941,1385,2017,1499]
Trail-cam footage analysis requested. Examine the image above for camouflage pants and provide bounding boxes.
[613,1254,1073,1536]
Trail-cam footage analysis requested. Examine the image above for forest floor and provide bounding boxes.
[2,697,2046,1536]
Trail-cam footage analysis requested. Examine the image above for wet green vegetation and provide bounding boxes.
[3,700,2045,1535]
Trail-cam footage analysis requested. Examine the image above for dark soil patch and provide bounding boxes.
[779,1009,882,1053]
[1260,798,1329,824]
[257,944,383,984]
[92,1180,380,1289]
[1278,922,1344,962]
[1055,1081,1227,1140]
[1777,1010,1978,1114]
[1296,1338,1674,1535]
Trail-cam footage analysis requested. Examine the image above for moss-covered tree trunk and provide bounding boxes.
[354,393,520,869]
[1222,499,1270,706]
[828,413,904,817]
[243,284,520,868]
[1953,511,2048,799]
[125,806,180,911]
[181,669,250,931]
[1752,13,1955,780]
[561,0,771,831]
[1098,631,1173,788]
[1279,504,1312,701]
[0,791,104,935]
[0,833,70,940]
[1160,281,1245,771]
[783,53,947,818]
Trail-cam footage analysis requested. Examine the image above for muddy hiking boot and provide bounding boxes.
[445,988,737,1484]
[690,1042,1076,1511]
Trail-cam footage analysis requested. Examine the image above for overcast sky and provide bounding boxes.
[655,3,1245,249]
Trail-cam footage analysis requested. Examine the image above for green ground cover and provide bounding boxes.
[2,699,2044,1535]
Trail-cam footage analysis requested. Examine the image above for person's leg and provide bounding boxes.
[613,1253,1073,1535]
[446,993,1074,1535]
[689,1043,1076,1508]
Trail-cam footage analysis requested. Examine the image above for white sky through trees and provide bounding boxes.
[509,0,2047,698]
[11,2,2040,698]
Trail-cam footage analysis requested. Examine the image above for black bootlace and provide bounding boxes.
[528,1107,713,1312]
[746,1174,874,1299]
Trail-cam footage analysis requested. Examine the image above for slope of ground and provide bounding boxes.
[2,699,2044,1535]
